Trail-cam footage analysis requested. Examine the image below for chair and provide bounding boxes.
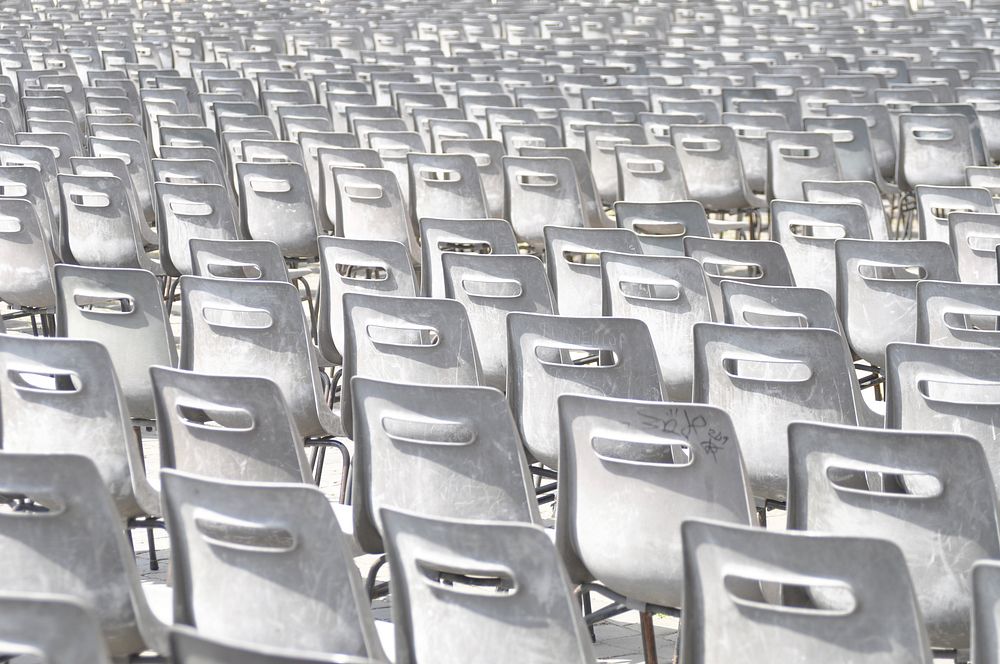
[503,156,587,251]
[0,592,112,663]
[693,323,859,503]
[802,180,890,240]
[341,293,482,437]
[351,378,541,554]
[770,200,871,300]
[967,165,1000,199]
[0,198,57,313]
[150,367,311,484]
[826,102,898,183]
[440,138,505,218]
[236,161,320,260]
[189,239,293,282]
[381,508,596,664]
[507,312,663,469]
[54,265,176,423]
[0,453,168,656]
[950,212,1000,283]
[802,115,897,196]
[615,143,689,204]
[787,421,1000,651]
[766,131,842,201]
[160,470,384,658]
[407,152,488,223]
[519,146,612,229]
[544,226,642,317]
[679,518,933,664]
[557,395,754,624]
[897,114,978,191]
[584,123,647,205]
[917,280,1000,348]
[722,112,789,196]
[332,166,420,264]
[170,628,375,664]
[684,237,795,320]
[72,156,158,249]
[155,182,240,277]
[914,185,993,244]
[419,217,519,298]
[614,200,712,256]
[835,239,959,369]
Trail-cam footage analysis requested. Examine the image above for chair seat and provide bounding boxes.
[332,502,362,557]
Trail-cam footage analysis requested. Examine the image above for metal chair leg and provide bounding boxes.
[640,611,658,664]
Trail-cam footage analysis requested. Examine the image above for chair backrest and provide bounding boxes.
[802,115,883,184]
[770,199,871,300]
[973,560,1000,664]
[693,323,859,501]
[351,378,540,552]
[950,211,1000,283]
[787,421,1000,650]
[442,253,555,391]
[803,179,890,240]
[722,111,789,194]
[160,470,383,658]
[189,239,290,282]
[407,152,488,223]
[341,292,482,437]
[0,592,112,663]
[507,312,663,468]
[155,182,239,276]
[519,145,610,229]
[151,366,310,484]
[898,113,978,190]
[615,143,689,204]
[766,131,842,201]
[0,453,161,657]
[824,104,894,183]
[916,280,1000,348]
[602,252,712,401]
[419,217,518,297]
[317,147,382,232]
[440,138,505,218]
[317,235,417,365]
[236,160,319,259]
[684,237,796,319]
[584,123,647,204]
[503,155,586,250]
[671,124,756,211]
[54,264,176,421]
[614,200,712,256]
[179,276,335,440]
[914,184,994,244]
[544,226,642,317]
[0,197,56,309]
[332,165,420,264]
[381,508,596,664]
[170,628,374,664]
[680,518,933,664]
[835,239,959,368]
[557,395,753,609]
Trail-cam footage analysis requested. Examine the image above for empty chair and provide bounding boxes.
[544,226,642,317]
[236,161,320,260]
[317,236,417,366]
[189,239,294,282]
[584,123,647,205]
[614,200,712,256]
[54,265,176,422]
[914,185,993,244]
[333,166,420,264]
[351,378,541,553]
[419,217,518,298]
[950,212,1000,283]
[723,112,790,196]
[770,200,871,300]
[442,253,555,391]
[788,421,1000,651]
[440,138,505,218]
[693,323,859,503]
[898,113,979,190]
[519,146,612,230]
[967,165,1000,198]
[503,156,587,251]
[170,628,375,664]
[155,182,240,276]
[766,131,842,201]
[507,313,663,469]
[803,115,896,195]
[602,253,712,401]
[615,143,689,204]
[803,180,890,240]
[161,470,384,658]
[407,152,488,223]
[835,239,959,369]
[0,198,57,313]
[684,237,795,319]
[0,592,112,663]
[341,293,481,437]
[381,508,596,664]
[917,280,1000,348]
[680,518,933,664]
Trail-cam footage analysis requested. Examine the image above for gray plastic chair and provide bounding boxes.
[381,508,596,664]
[680,518,934,664]
[803,115,897,196]
[317,236,417,366]
[722,112,789,196]
[442,253,555,391]
[503,156,587,251]
[557,395,754,616]
[898,114,978,191]
[0,453,168,656]
[950,212,1000,283]
[973,560,1000,664]
[189,239,293,282]
[151,366,310,484]
[519,145,612,230]
[0,592,112,663]
[615,143,689,204]
[614,200,712,256]
[236,161,320,260]
[914,185,994,244]
[170,627,375,664]
[584,123,647,205]
[351,377,541,554]
[803,179,890,241]
[332,165,420,264]
[0,198,57,312]
[770,199,871,300]
[407,152,488,223]
[419,217,519,298]
[693,323,859,502]
[766,131,842,201]
[341,293,482,438]
[544,226,642,317]
[835,239,959,369]
[787,421,1000,651]
[73,156,158,250]
[54,264,176,423]
[507,312,663,469]
[440,138,505,218]
[917,280,1000,348]
[155,182,240,277]
[684,237,796,320]
[160,470,384,659]
[602,252,711,401]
